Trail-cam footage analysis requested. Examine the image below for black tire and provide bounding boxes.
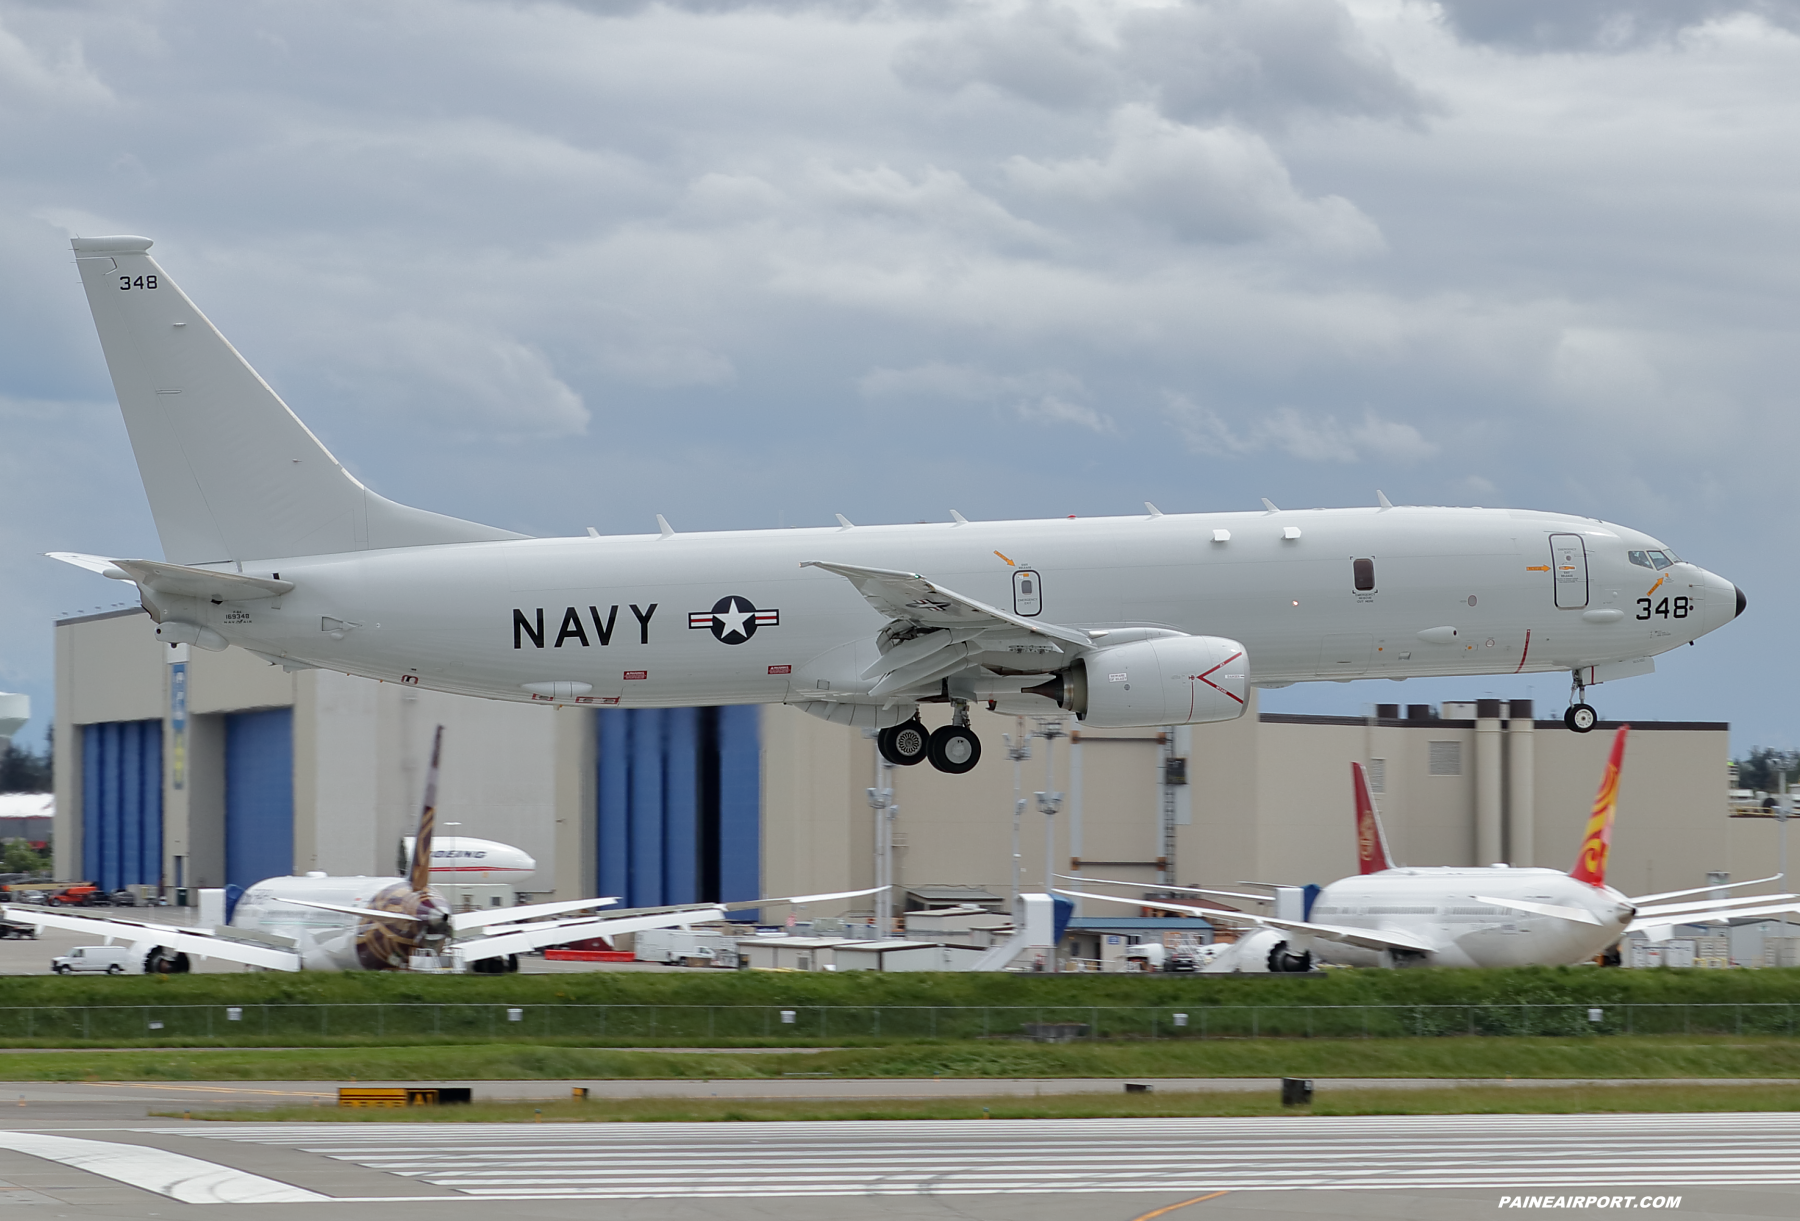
[106,964,123,975]
[53,964,68,975]
[927,725,982,774]
[1565,703,1597,733]
[878,719,931,767]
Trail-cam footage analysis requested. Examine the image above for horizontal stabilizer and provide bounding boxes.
[1472,895,1603,926]
[48,552,293,600]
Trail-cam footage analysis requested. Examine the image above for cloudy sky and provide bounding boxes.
[3,0,1797,757]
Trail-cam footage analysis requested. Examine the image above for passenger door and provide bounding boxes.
[1550,534,1588,609]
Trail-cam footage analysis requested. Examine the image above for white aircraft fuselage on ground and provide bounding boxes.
[1302,866,1634,969]
[55,236,1745,771]
[1066,730,1800,970]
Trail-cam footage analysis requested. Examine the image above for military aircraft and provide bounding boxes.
[15,727,874,972]
[51,236,1744,775]
[1063,728,1800,970]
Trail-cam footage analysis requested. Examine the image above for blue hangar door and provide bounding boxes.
[81,719,163,893]
[225,708,294,891]
[596,706,760,912]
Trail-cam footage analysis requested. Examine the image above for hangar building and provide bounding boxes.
[52,607,1764,911]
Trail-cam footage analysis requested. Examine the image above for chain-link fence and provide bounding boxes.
[0,1001,1795,1043]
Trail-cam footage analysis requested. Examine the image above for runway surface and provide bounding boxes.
[158,1113,1800,1197]
[0,1112,1795,1218]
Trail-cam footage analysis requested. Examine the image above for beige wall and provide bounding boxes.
[55,611,1743,908]
[54,609,566,891]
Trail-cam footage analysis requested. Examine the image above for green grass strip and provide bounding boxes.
[10,1035,1800,1082]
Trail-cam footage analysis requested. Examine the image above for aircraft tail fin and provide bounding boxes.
[1570,725,1629,887]
[1351,761,1395,873]
[408,726,444,893]
[70,236,524,564]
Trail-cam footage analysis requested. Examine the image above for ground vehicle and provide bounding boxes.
[47,884,104,907]
[52,946,135,974]
[0,921,37,939]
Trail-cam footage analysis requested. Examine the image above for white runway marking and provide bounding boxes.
[0,1129,329,1203]
[153,1113,1800,1200]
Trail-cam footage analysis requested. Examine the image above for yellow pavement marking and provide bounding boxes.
[1127,1190,1229,1220]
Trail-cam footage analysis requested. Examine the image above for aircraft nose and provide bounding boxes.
[1734,584,1746,619]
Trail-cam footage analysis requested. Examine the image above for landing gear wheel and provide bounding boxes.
[927,725,982,774]
[1565,703,1598,733]
[878,719,931,767]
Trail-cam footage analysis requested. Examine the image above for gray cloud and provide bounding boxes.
[0,0,1797,749]
[1435,0,1800,51]
[896,0,1430,129]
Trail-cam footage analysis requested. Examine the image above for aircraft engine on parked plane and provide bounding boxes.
[1030,635,1249,728]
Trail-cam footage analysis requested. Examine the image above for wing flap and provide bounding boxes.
[803,561,1090,648]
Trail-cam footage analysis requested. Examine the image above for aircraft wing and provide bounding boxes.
[449,896,620,933]
[458,906,728,963]
[1628,873,1783,905]
[802,561,1089,697]
[1055,873,1271,907]
[454,887,882,963]
[1630,892,1797,920]
[1629,899,1800,942]
[10,908,302,971]
[1054,889,1437,955]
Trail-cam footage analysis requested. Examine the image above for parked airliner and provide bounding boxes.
[15,728,872,972]
[52,237,1744,774]
[1063,728,1800,970]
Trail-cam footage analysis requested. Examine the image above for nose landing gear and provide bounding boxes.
[1564,671,1597,733]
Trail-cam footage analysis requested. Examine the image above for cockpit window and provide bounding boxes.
[1629,549,1677,570]
[1648,550,1673,570]
[1628,550,1653,569]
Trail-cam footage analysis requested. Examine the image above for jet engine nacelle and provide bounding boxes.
[1034,635,1249,728]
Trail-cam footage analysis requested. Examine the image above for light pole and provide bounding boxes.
[866,754,894,938]
[1003,718,1030,916]
[1779,776,1791,965]
[1032,717,1066,970]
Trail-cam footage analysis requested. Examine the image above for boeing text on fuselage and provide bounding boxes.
[50,236,1746,774]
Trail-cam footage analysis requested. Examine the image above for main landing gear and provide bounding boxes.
[877,705,983,774]
[1564,671,1598,733]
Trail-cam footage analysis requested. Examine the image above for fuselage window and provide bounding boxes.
[1352,558,1375,591]
[1628,550,1653,569]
